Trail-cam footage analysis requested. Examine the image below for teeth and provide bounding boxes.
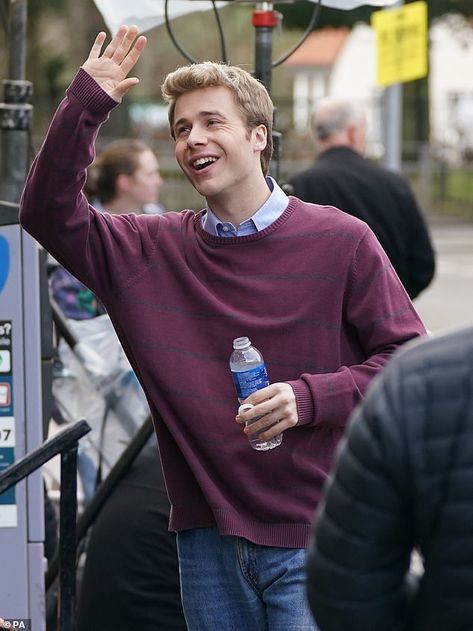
[193,157,217,168]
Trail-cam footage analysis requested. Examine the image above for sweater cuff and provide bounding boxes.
[286,380,315,426]
[67,68,120,118]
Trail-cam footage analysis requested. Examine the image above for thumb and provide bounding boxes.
[111,77,140,101]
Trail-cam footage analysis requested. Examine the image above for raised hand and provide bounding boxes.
[81,25,147,102]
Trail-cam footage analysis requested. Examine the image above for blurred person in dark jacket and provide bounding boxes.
[307,325,473,631]
[76,437,187,631]
[288,98,435,299]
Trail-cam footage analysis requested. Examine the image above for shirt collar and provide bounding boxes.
[201,176,289,236]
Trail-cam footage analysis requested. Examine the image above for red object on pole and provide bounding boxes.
[251,10,279,28]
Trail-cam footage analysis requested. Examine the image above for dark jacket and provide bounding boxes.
[288,146,435,299]
[76,444,187,631]
[307,326,473,631]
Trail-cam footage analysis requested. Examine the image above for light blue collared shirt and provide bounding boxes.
[201,176,289,237]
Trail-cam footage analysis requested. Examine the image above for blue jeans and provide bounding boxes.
[176,527,318,631]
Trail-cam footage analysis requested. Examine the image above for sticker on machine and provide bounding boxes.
[0,416,17,528]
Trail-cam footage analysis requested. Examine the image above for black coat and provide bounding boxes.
[76,444,187,631]
[307,326,473,631]
[288,147,435,299]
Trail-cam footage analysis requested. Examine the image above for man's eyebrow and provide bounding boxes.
[173,117,189,130]
[200,110,225,118]
[174,110,226,129]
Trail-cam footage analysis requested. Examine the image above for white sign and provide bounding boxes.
[94,0,400,36]
[0,350,11,373]
[0,417,17,528]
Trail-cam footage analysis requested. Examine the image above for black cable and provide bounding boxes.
[164,0,199,64]
[211,0,228,63]
[164,0,228,64]
[272,0,323,68]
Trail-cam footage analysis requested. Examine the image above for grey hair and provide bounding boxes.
[311,98,364,142]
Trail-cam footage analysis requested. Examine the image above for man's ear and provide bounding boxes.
[253,124,267,153]
[116,173,131,195]
[347,123,365,153]
[346,124,358,148]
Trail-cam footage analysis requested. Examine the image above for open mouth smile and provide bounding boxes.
[192,156,218,171]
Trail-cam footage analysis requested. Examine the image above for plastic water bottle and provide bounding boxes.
[230,336,283,451]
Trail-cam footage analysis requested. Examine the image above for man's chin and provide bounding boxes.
[192,180,220,199]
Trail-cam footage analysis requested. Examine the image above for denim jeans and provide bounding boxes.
[176,527,318,631]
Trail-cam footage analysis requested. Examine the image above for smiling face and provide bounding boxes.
[173,85,269,220]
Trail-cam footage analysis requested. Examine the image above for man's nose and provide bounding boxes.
[187,126,207,147]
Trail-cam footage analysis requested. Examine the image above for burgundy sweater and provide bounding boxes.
[20,70,426,547]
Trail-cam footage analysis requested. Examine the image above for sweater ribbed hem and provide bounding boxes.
[287,379,315,426]
[170,506,312,549]
[67,68,119,118]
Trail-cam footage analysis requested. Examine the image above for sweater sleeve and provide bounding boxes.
[287,227,426,427]
[19,69,160,300]
[306,359,416,631]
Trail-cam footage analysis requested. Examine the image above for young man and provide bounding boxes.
[288,98,435,300]
[20,26,426,630]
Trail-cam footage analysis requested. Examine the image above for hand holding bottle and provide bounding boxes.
[236,382,299,445]
[230,337,298,451]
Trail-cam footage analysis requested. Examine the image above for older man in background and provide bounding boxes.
[288,98,435,299]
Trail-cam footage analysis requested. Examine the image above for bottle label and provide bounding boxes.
[231,364,269,400]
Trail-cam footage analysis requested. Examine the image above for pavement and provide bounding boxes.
[414,213,473,333]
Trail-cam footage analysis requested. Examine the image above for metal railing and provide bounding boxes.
[45,415,154,591]
[0,418,91,631]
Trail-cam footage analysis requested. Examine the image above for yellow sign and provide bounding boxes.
[371,1,428,87]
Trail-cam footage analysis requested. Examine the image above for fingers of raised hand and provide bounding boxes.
[102,25,146,77]
[120,34,147,76]
[103,25,145,69]
[102,25,133,60]
[88,31,107,60]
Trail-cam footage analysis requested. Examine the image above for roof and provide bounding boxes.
[284,27,350,68]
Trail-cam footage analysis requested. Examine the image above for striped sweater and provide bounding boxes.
[20,70,426,547]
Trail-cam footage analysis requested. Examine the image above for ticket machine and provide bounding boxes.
[0,204,47,629]
[0,1,52,625]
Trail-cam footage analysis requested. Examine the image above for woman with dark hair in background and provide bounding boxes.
[49,140,187,630]
[86,138,165,215]
[50,138,165,321]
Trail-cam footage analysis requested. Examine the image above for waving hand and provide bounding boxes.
[81,25,147,102]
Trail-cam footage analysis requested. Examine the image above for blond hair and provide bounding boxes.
[162,62,274,175]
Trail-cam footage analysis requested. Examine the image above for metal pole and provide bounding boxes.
[382,83,402,172]
[0,0,33,204]
[58,445,79,631]
[251,2,281,179]
[8,0,27,79]
[382,0,403,173]
[252,2,278,95]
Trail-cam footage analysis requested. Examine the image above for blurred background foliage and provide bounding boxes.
[1,0,473,213]
[2,0,472,126]
[277,0,473,28]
